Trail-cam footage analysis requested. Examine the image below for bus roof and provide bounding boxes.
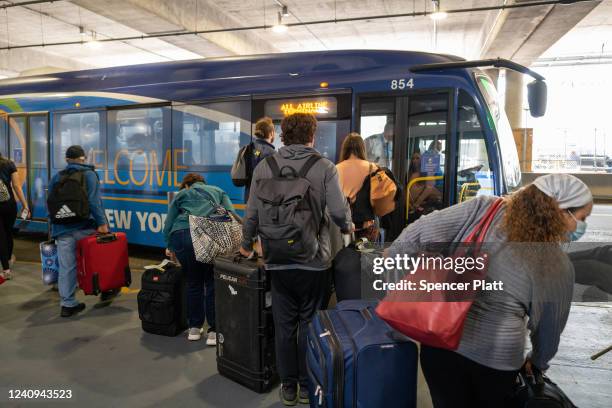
[0,50,464,97]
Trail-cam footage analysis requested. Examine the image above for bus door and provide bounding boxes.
[454,90,495,204]
[403,92,452,225]
[252,93,352,164]
[359,90,496,240]
[358,91,451,240]
[7,114,49,219]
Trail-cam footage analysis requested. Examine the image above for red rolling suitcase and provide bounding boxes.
[77,232,131,295]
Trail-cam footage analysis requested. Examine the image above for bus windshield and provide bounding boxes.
[475,72,521,190]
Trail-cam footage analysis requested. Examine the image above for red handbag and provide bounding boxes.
[375,198,504,350]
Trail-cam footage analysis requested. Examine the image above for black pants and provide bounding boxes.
[271,268,329,386]
[420,345,519,408]
[0,200,16,270]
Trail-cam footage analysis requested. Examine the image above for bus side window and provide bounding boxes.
[8,116,26,168]
[406,94,448,223]
[456,90,493,203]
[108,107,168,171]
[54,111,106,169]
[173,101,250,169]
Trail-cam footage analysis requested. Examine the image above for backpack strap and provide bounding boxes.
[298,154,322,178]
[266,156,281,177]
[192,187,217,206]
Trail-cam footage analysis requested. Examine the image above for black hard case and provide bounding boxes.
[213,255,278,393]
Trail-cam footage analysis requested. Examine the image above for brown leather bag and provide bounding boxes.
[369,168,397,217]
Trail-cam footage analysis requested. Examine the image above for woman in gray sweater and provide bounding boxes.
[387,173,593,408]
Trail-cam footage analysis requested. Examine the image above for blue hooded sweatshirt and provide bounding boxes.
[48,163,106,238]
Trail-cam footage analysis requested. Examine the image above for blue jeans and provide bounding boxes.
[56,228,95,307]
[170,229,215,330]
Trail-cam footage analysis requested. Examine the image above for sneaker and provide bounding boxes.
[2,270,12,280]
[187,327,203,341]
[61,303,86,318]
[298,384,310,404]
[279,383,298,406]
[206,331,217,347]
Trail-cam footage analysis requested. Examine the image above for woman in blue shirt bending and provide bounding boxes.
[164,173,236,344]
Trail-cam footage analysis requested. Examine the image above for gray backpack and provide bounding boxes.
[231,143,254,187]
[255,154,323,264]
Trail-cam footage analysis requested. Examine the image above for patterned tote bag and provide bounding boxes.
[188,190,242,264]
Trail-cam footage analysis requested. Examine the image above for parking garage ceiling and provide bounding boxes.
[0,0,609,78]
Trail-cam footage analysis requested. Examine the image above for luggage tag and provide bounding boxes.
[356,238,376,253]
[144,259,176,272]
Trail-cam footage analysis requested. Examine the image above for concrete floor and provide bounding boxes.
[1,230,611,407]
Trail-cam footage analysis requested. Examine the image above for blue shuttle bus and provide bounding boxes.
[0,50,546,246]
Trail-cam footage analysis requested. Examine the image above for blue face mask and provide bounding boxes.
[568,212,587,242]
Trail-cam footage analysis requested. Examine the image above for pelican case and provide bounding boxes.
[213,254,278,393]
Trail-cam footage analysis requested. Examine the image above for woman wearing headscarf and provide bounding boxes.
[386,174,593,408]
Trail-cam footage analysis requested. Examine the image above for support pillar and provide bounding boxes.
[504,70,533,172]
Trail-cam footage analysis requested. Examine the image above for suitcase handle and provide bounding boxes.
[360,307,375,321]
[233,250,260,262]
[96,233,117,243]
[385,329,413,343]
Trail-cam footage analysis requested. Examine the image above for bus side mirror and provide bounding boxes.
[527,80,547,118]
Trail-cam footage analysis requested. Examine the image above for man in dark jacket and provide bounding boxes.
[48,145,110,318]
[244,117,276,201]
[240,113,352,406]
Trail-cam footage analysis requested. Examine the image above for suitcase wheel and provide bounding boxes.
[92,274,100,295]
[125,266,132,287]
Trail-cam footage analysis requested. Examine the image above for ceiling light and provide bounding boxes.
[85,31,102,49]
[281,5,290,17]
[85,39,102,49]
[430,0,447,20]
[430,11,447,20]
[272,11,288,33]
[272,23,288,33]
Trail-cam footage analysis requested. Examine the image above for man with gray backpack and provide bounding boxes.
[240,113,352,406]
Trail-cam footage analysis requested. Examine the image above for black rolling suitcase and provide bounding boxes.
[333,244,362,301]
[137,261,187,337]
[214,254,278,393]
[333,238,383,301]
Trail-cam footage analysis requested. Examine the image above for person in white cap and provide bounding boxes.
[387,173,593,408]
[532,173,593,242]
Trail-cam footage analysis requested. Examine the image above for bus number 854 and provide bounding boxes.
[390,78,415,90]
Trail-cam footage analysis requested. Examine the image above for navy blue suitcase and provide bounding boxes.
[306,300,418,408]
